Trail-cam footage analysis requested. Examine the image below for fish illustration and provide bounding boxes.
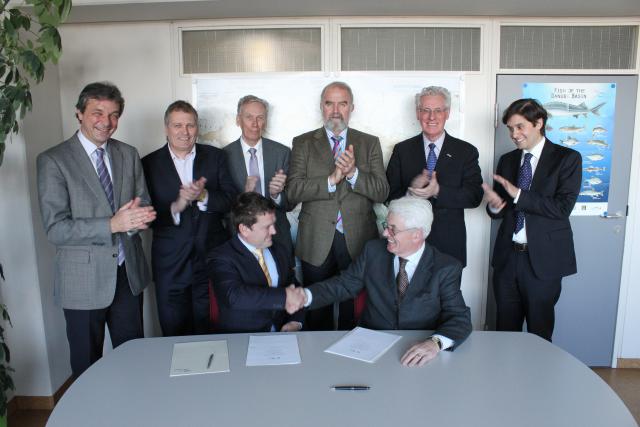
[544,101,606,118]
[592,126,607,135]
[580,189,604,199]
[587,139,608,148]
[559,125,585,133]
[584,177,603,186]
[584,166,606,173]
[586,154,605,161]
[561,137,579,147]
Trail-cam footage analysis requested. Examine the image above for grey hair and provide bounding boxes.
[415,86,451,109]
[237,95,270,116]
[388,196,433,238]
[320,81,354,104]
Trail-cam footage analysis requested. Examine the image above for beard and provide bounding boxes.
[324,116,347,134]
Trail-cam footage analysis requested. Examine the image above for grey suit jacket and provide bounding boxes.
[308,239,472,346]
[37,133,151,310]
[223,138,293,255]
[286,127,389,266]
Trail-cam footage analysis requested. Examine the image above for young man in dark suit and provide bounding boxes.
[207,192,305,333]
[142,101,237,336]
[483,98,582,341]
[386,86,483,266]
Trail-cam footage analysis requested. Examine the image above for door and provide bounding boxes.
[489,74,637,366]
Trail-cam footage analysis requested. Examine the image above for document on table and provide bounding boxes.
[246,334,301,366]
[325,327,402,363]
[170,340,230,376]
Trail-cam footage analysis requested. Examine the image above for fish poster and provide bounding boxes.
[523,82,616,216]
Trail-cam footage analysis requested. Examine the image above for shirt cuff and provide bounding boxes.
[272,193,282,205]
[346,167,359,187]
[488,204,502,214]
[327,177,337,193]
[171,208,181,225]
[433,334,454,351]
[303,288,313,307]
[197,191,209,211]
[513,189,522,204]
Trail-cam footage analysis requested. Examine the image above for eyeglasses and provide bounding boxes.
[417,107,448,117]
[382,221,417,237]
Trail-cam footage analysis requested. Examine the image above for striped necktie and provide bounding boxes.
[331,136,344,233]
[255,249,273,287]
[95,148,125,265]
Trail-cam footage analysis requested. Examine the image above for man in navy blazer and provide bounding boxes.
[386,86,483,266]
[207,192,305,333]
[142,101,237,336]
[300,196,472,367]
[483,98,581,341]
[223,95,293,257]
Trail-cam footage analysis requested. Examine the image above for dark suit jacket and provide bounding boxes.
[142,143,237,286]
[37,133,151,309]
[287,127,389,266]
[308,239,472,346]
[223,138,293,256]
[207,236,304,333]
[386,132,483,266]
[489,139,581,280]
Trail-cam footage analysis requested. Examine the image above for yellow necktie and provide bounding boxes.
[255,249,273,287]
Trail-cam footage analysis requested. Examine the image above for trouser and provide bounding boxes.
[493,247,562,342]
[64,264,143,377]
[302,231,354,331]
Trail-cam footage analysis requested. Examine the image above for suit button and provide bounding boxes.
[112,253,118,258]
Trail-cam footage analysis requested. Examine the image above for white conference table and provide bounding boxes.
[47,331,637,427]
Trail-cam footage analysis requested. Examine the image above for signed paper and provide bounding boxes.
[170,340,230,376]
[246,335,302,366]
[325,327,402,363]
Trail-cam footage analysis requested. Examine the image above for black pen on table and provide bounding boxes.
[330,385,370,391]
[207,353,214,369]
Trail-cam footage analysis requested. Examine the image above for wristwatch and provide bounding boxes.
[429,336,443,351]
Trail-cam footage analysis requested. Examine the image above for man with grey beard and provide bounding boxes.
[286,81,389,330]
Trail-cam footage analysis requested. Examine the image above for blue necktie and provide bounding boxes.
[96,148,125,265]
[514,153,533,234]
[426,143,437,176]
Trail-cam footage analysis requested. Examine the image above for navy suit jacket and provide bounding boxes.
[386,132,483,266]
[207,236,304,333]
[489,139,581,280]
[308,239,472,347]
[142,143,237,286]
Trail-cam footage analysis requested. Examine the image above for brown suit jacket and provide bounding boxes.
[286,127,389,266]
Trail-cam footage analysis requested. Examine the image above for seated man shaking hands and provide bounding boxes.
[208,192,305,332]
[295,196,471,366]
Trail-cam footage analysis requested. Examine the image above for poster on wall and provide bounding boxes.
[522,82,617,217]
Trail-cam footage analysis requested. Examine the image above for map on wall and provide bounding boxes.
[523,82,617,217]
[193,73,463,164]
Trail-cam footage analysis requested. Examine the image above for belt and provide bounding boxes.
[512,242,528,252]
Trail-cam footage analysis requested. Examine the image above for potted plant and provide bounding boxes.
[0,264,13,427]
[0,0,72,166]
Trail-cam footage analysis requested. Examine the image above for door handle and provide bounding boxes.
[600,211,624,219]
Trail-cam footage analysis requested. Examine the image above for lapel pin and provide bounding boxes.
[446,153,452,158]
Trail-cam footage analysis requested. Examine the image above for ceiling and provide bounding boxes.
[57,0,640,23]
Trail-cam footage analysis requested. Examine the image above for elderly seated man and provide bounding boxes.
[291,196,471,367]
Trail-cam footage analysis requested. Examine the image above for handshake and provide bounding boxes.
[284,285,308,314]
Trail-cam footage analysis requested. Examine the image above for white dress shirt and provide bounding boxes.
[78,130,112,178]
[512,137,545,244]
[422,131,446,160]
[168,144,208,225]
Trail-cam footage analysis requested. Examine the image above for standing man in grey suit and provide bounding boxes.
[224,95,293,257]
[295,196,471,367]
[37,82,156,377]
[287,81,389,330]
